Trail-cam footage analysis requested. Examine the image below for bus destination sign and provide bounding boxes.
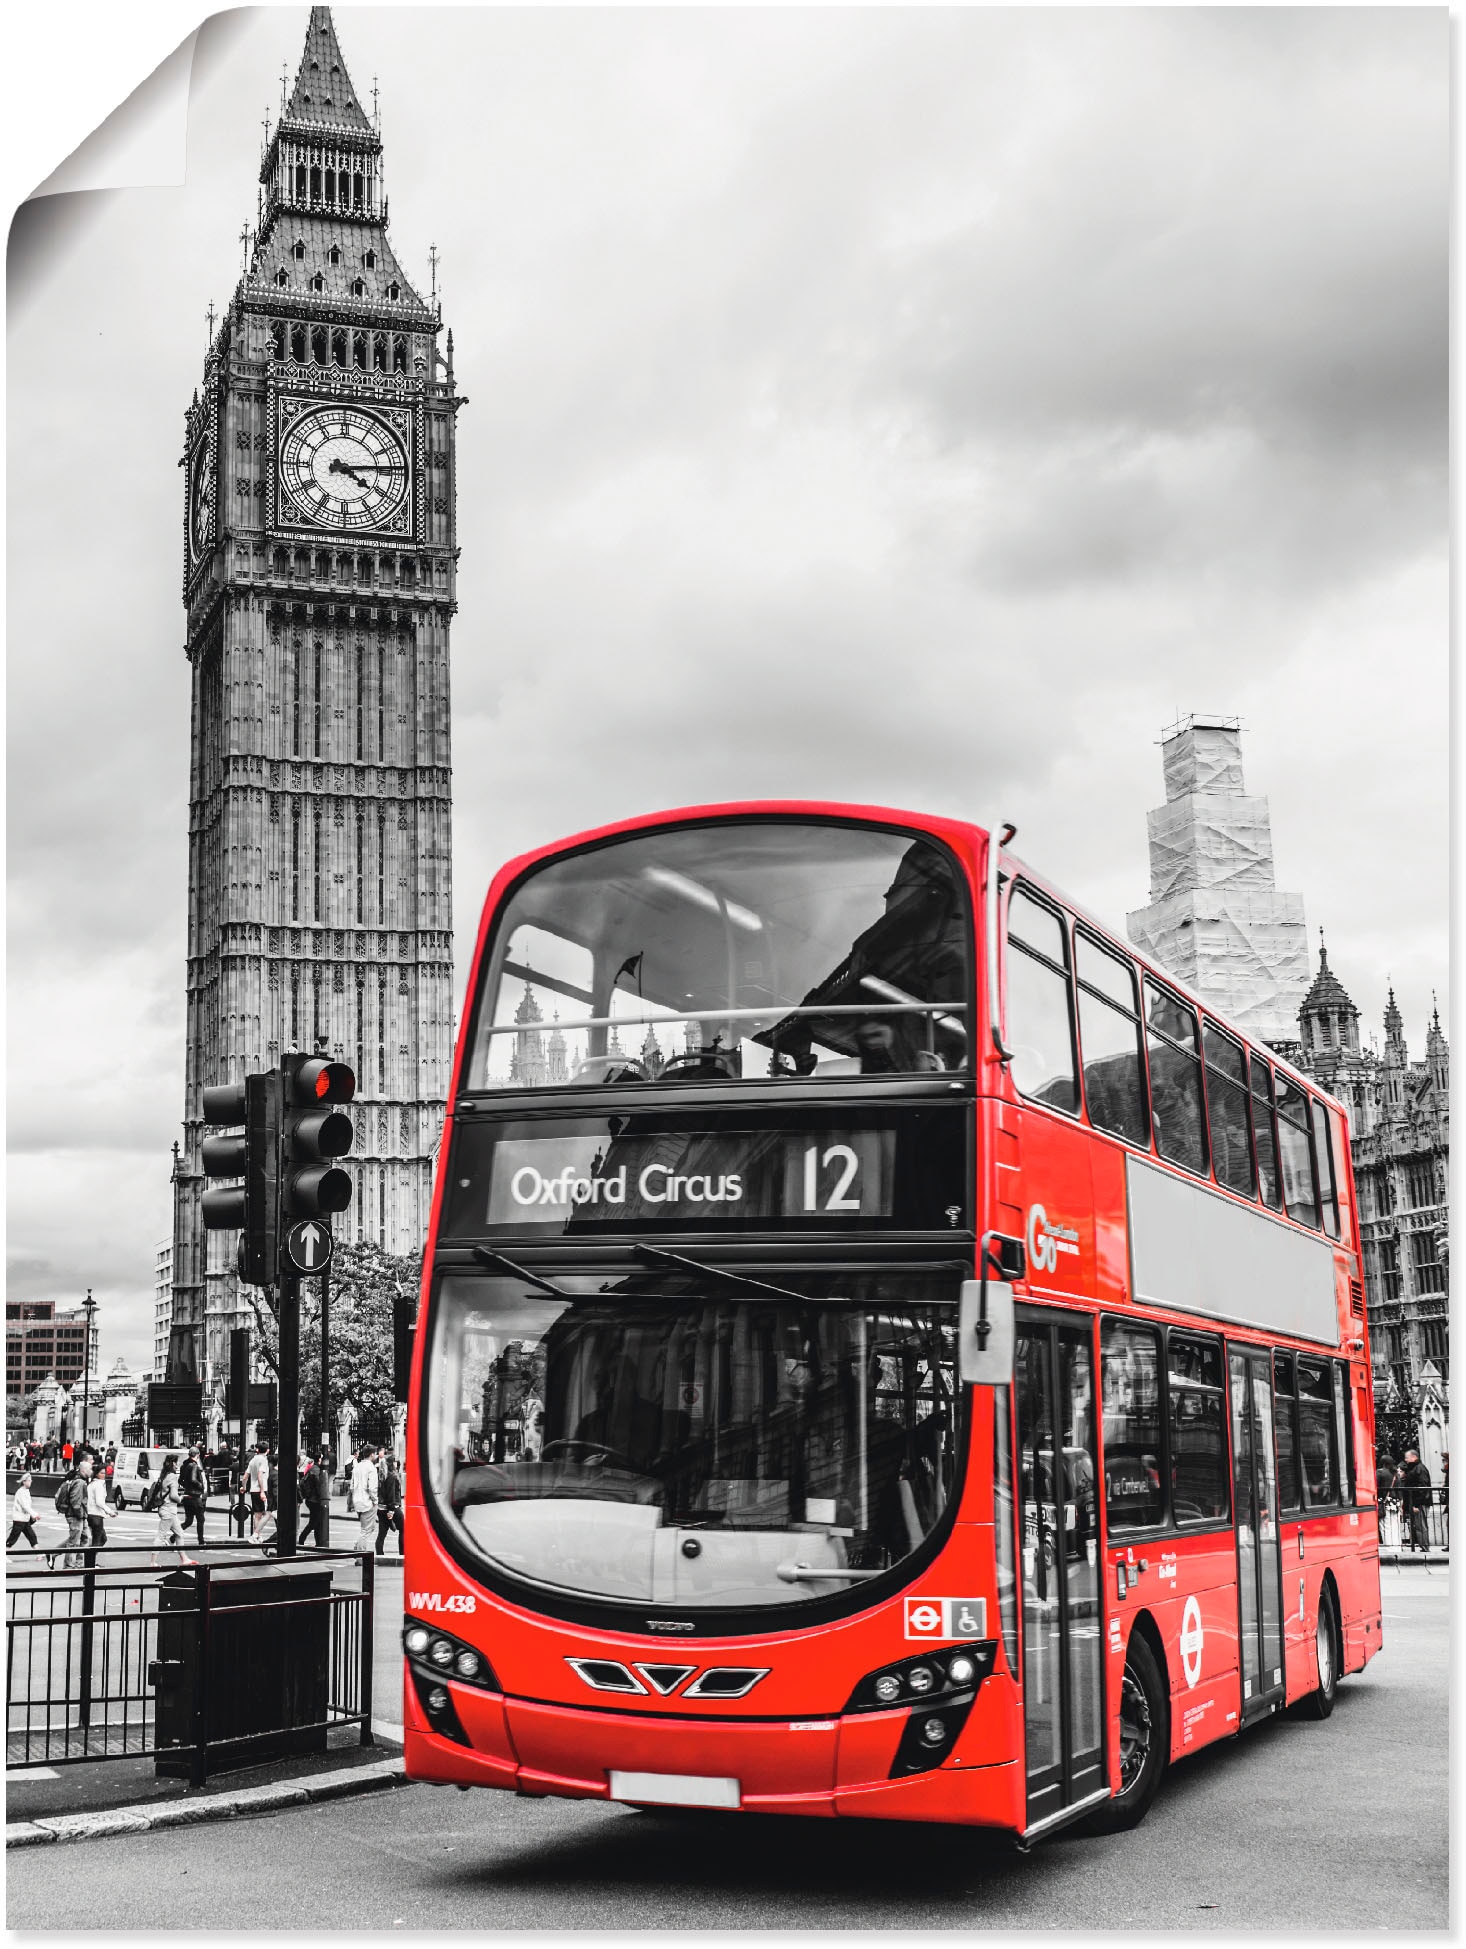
[441,1108,968,1236]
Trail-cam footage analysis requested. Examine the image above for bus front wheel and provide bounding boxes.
[1085,1631,1168,1834]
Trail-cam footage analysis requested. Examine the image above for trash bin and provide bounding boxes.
[153,1563,332,1778]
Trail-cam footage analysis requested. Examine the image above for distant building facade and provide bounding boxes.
[1295,942,1449,1439]
[1127,716,1311,1052]
[5,1300,99,1400]
[154,1240,173,1382]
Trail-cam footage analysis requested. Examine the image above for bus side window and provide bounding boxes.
[1166,1332,1229,1523]
[1295,1358,1337,1506]
[1075,932,1148,1147]
[1331,1362,1355,1502]
[1143,982,1208,1177]
[1250,1055,1283,1209]
[1202,1022,1255,1198]
[1276,1077,1320,1229]
[1005,886,1079,1115]
[1312,1098,1340,1239]
[1274,1351,1301,1513]
[1100,1319,1165,1530]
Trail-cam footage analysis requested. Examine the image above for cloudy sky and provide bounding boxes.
[8,6,1448,1375]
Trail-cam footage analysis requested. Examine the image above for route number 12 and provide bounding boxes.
[803,1143,862,1212]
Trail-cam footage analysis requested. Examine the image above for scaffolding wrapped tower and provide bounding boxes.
[1126,716,1310,1053]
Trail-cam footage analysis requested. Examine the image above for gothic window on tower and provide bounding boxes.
[293,239,305,260]
[275,268,289,288]
[310,164,322,199]
[313,814,324,921]
[373,333,387,371]
[270,321,286,359]
[312,273,325,293]
[393,335,407,372]
[329,245,341,266]
[291,323,307,362]
[353,172,364,209]
[332,329,347,367]
[352,325,367,359]
[312,325,328,364]
[313,642,323,756]
[388,281,400,301]
[291,807,301,917]
[364,249,376,269]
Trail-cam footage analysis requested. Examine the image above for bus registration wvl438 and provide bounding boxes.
[403,805,1380,1841]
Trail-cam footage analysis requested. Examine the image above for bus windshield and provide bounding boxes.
[465,821,971,1089]
[424,1270,960,1610]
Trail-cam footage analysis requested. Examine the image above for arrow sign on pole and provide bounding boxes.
[285,1219,334,1274]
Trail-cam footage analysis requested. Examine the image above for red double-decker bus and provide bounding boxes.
[403,803,1380,1842]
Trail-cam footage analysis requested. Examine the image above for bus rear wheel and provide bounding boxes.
[1085,1631,1168,1834]
[1299,1586,1339,1720]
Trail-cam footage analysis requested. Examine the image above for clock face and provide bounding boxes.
[188,442,211,562]
[279,406,410,532]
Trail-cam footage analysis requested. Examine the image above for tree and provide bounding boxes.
[245,1240,417,1436]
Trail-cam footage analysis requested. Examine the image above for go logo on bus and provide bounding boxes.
[1027,1203,1080,1276]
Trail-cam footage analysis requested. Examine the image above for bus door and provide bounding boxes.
[1015,1311,1105,1830]
[1228,1349,1285,1724]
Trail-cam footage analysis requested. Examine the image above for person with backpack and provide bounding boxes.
[179,1444,208,1545]
[8,1472,39,1550]
[55,1461,88,1568]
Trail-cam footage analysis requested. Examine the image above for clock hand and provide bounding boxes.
[328,457,369,488]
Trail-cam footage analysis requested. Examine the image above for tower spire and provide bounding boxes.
[284,7,375,133]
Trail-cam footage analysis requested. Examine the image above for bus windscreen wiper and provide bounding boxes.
[630,1243,813,1305]
[472,1246,573,1299]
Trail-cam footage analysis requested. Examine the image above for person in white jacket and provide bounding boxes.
[349,1444,379,1553]
[84,1462,110,1550]
[7,1472,38,1550]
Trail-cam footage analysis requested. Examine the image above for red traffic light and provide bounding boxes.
[292,1058,356,1106]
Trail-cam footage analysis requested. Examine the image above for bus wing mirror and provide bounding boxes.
[960,1278,1014,1386]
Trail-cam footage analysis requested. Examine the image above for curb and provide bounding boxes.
[6,1756,407,1849]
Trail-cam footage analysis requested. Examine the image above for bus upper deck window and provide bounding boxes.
[1143,982,1207,1177]
[1005,887,1079,1115]
[1275,1077,1320,1229]
[1311,1099,1340,1239]
[1202,1023,1254,1199]
[1075,933,1148,1147]
[466,822,972,1090]
[1250,1056,1282,1209]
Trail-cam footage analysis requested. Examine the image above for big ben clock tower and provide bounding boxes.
[170,7,459,1384]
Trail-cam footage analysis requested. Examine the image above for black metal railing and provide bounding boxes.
[6,1544,374,1783]
[1377,1487,1449,1553]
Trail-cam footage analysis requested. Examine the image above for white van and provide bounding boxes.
[109,1447,181,1509]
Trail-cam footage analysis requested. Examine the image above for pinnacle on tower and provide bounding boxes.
[285,7,376,134]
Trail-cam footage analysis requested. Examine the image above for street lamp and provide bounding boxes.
[80,1289,98,1452]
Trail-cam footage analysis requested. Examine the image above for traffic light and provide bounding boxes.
[280,1053,356,1227]
[200,1073,279,1285]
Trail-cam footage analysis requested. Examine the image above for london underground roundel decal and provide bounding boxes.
[1180,1594,1204,1688]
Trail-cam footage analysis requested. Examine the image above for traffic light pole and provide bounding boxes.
[275,1269,300,1558]
[318,1267,331,1548]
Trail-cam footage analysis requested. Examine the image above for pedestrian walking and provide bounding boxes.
[84,1460,109,1550]
[376,1454,403,1555]
[55,1460,89,1568]
[1397,1448,1432,1552]
[298,1454,328,1548]
[349,1443,379,1552]
[179,1444,208,1545]
[8,1473,40,1550]
[150,1455,186,1564]
[243,1442,271,1543]
[1374,1452,1396,1540]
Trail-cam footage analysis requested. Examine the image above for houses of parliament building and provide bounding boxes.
[168,8,459,1384]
